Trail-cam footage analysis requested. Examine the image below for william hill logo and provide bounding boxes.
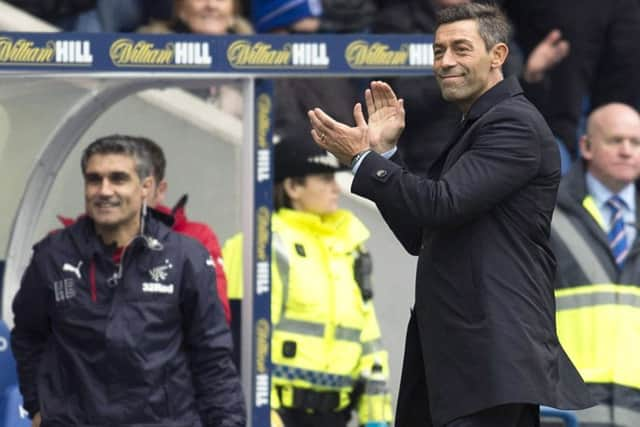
[0,37,93,65]
[227,40,329,69]
[109,39,212,67]
[345,41,433,69]
[256,94,272,183]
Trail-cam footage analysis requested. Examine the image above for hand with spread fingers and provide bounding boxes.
[365,80,405,153]
[308,102,369,166]
[308,80,405,165]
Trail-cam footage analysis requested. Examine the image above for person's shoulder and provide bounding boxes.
[158,230,215,280]
[230,16,254,35]
[163,227,211,260]
[486,92,547,129]
[332,209,370,242]
[32,217,88,259]
[137,19,174,34]
[222,232,243,255]
[176,219,216,239]
[505,93,555,139]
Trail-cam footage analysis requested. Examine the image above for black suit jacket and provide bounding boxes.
[352,77,593,426]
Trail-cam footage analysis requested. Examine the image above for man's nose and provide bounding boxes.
[619,140,635,156]
[440,49,457,68]
[98,178,115,195]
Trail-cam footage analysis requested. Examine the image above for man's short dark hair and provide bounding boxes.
[136,137,166,183]
[436,3,511,51]
[81,135,154,181]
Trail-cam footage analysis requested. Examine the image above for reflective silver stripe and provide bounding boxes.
[272,364,354,388]
[574,403,640,426]
[276,318,325,337]
[335,325,361,342]
[556,290,640,311]
[273,233,290,325]
[362,338,383,355]
[363,379,388,395]
[552,209,612,284]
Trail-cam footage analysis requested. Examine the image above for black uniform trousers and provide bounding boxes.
[277,407,350,427]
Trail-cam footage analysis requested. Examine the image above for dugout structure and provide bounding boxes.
[0,31,433,427]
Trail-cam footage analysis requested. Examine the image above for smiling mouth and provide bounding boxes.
[94,201,120,209]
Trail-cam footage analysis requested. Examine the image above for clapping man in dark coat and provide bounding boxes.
[309,3,593,426]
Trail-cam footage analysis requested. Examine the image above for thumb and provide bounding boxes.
[544,29,562,46]
[354,103,367,128]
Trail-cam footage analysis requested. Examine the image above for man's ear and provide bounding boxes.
[490,42,509,69]
[141,175,153,199]
[156,180,168,205]
[283,177,299,200]
[579,135,592,160]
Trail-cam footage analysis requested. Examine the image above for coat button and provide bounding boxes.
[376,169,388,178]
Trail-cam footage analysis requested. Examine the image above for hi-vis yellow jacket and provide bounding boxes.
[223,208,393,424]
[551,163,640,427]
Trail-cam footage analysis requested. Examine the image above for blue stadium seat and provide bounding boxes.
[555,137,573,177]
[540,405,580,427]
[0,320,30,427]
[2,385,30,427]
[0,320,17,393]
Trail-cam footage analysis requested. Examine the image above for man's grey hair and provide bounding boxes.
[80,134,153,180]
[436,3,511,51]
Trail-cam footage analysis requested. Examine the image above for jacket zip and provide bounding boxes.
[89,258,97,303]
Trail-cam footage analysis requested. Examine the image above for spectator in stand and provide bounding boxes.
[319,0,377,33]
[140,0,254,118]
[373,0,570,176]
[142,0,252,34]
[499,0,640,157]
[6,0,173,32]
[254,0,362,144]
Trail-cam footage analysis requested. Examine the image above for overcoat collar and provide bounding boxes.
[465,76,523,123]
[429,76,523,177]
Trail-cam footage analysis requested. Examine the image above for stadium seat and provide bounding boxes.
[0,320,30,427]
[555,137,572,176]
[2,385,30,426]
[540,405,580,427]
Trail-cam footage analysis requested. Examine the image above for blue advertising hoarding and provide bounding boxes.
[0,33,434,75]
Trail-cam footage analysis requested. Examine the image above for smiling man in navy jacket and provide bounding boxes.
[11,135,245,427]
[309,3,593,427]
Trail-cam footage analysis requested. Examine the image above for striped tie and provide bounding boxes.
[607,196,629,268]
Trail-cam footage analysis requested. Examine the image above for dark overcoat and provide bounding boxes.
[352,77,593,426]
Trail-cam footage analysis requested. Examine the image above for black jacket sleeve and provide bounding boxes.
[352,109,541,253]
[181,246,246,427]
[10,250,51,418]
